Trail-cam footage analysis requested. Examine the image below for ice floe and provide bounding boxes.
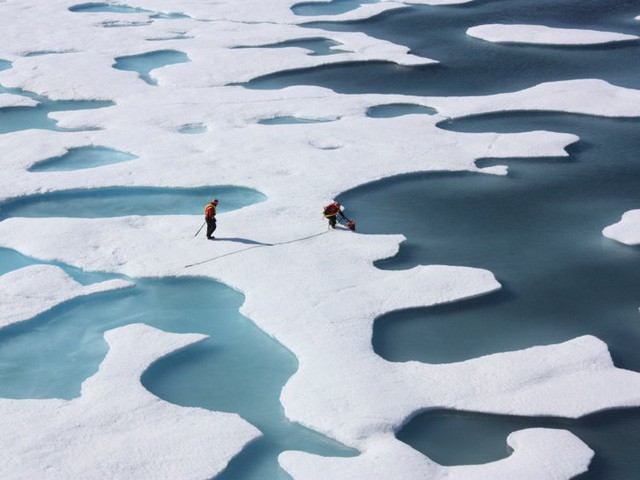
[0,93,38,108]
[1,0,640,478]
[603,210,640,245]
[467,24,639,45]
[428,79,640,119]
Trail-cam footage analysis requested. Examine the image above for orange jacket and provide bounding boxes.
[204,203,217,219]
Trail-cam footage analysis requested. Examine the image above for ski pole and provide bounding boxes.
[194,221,206,237]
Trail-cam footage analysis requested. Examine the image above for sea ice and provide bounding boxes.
[427,79,640,119]
[1,0,640,478]
[467,24,639,45]
[0,93,38,108]
[603,210,640,245]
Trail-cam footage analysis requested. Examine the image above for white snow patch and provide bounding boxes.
[444,335,640,417]
[603,209,640,245]
[0,264,132,328]
[467,24,639,45]
[0,93,38,108]
[430,79,640,119]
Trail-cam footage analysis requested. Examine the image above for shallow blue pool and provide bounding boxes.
[258,116,334,125]
[177,123,207,134]
[113,50,190,85]
[0,81,113,135]
[69,3,151,14]
[28,146,138,172]
[69,2,188,18]
[0,186,265,220]
[292,0,379,17]
[0,248,39,277]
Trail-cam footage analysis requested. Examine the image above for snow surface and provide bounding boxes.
[0,0,640,478]
[467,24,639,45]
[0,264,132,328]
[428,79,640,120]
[0,93,38,108]
[603,210,640,245]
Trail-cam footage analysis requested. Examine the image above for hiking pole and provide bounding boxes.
[194,221,206,237]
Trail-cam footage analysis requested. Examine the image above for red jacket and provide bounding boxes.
[323,202,340,218]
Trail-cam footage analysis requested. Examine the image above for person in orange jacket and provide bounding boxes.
[204,199,218,239]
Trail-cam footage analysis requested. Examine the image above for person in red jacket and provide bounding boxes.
[323,201,349,229]
[204,199,218,239]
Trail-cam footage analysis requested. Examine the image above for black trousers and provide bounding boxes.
[328,213,346,228]
[206,217,217,238]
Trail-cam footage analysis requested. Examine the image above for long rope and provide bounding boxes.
[184,230,330,268]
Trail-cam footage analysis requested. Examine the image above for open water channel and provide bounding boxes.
[307,0,640,477]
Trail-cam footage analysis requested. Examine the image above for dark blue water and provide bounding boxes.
[366,103,436,118]
[235,38,346,56]
[113,50,190,85]
[0,186,265,220]
[246,0,640,95]
[339,114,640,478]
[353,114,640,367]
[28,146,138,172]
[398,409,640,479]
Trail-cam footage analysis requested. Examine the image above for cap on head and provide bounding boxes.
[212,199,219,204]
